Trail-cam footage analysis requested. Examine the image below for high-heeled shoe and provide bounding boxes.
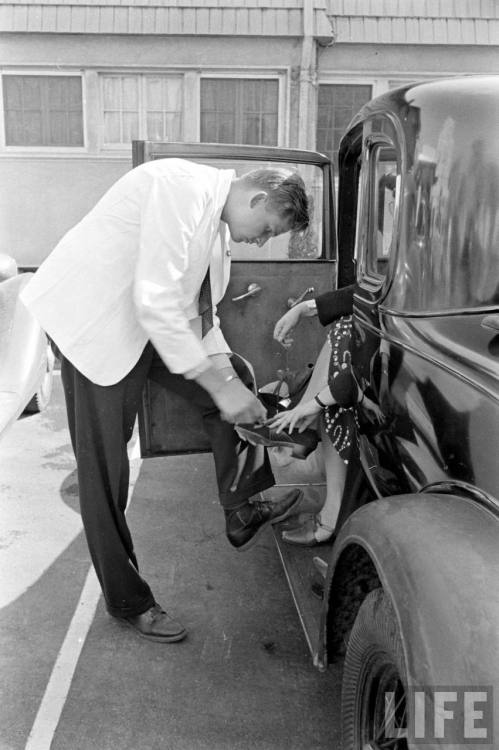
[281,514,335,546]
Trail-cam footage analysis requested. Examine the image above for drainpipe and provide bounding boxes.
[298,0,315,150]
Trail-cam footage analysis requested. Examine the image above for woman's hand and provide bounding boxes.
[273,301,309,348]
[361,395,385,424]
[266,398,322,433]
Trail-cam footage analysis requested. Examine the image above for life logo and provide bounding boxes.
[384,686,494,744]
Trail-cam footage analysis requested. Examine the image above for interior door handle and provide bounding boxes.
[232,283,262,302]
[288,286,315,308]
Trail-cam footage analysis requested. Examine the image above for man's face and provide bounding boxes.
[228,195,292,247]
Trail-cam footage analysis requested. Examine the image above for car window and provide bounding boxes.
[357,142,398,289]
[390,134,499,313]
[188,158,324,261]
[148,154,324,261]
[234,161,323,261]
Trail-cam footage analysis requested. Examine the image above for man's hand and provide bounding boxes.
[213,378,267,424]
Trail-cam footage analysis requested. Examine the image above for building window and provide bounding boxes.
[316,84,372,162]
[200,78,278,145]
[102,74,183,146]
[3,75,83,147]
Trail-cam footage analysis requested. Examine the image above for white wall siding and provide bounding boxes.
[0,1,332,38]
[327,0,499,44]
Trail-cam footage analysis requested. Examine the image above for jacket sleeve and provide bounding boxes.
[133,173,213,375]
[315,284,355,327]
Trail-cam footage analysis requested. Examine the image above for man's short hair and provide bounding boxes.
[241,168,309,232]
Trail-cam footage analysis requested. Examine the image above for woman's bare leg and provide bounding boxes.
[316,418,347,533]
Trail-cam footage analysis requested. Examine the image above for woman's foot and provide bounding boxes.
[281,514,335,546]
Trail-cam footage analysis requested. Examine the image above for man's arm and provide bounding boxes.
[134,173,265,424]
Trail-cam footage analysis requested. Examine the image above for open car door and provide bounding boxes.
[133,142,336,457]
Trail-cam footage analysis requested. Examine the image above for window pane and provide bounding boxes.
[164,111,182,141]
[102,75,139,145]
[122,112,139,143]
[3,75,83,146]
[370,148,397,277]
[144,75,183,141]
[103,77,121,109]
[201,78,278,145]
[122,76,138,108]
[317,84,371,164]
[146,112,163,141]
[103,111,121,143]
[102,74,183,145]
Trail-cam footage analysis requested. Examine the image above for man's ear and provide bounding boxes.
[249,191,267,209]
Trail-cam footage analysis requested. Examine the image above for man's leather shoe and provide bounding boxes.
[226,488,302,551]
[235,424,318,460]
[116,603,187,643]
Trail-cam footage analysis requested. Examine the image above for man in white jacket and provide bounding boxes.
[21,158,308,643]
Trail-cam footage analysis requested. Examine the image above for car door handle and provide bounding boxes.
[481,314,499,332]
[232,283,262,302]
[287,286,315,308]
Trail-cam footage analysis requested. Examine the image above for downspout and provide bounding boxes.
[298,0,315,150]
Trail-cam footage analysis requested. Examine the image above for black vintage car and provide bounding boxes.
[135,75,499,750]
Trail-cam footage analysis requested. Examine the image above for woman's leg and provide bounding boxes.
[317,418,347,532]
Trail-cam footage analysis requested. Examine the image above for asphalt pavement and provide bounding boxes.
[0,373,341,750]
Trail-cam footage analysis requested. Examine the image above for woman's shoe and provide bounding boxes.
[235,423,318,460]
[277,490,326,529]
[281,514,335,546]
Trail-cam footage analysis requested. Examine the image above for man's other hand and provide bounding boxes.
[214,379,267,424]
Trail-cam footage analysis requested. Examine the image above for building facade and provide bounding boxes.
[1,0,498,265]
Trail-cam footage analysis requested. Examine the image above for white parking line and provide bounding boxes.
[25,438,143,750]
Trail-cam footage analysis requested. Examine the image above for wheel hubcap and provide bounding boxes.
[361,660,408,750]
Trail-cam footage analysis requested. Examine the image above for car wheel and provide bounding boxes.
[25,342,55,414]
[341,588,409,750]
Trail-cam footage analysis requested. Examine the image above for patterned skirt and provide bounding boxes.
[323,315,359,464]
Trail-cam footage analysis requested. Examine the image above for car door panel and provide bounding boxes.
[133,142,335,457]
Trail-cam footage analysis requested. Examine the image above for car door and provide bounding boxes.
[133,142,336,456]
[339,118,403,496]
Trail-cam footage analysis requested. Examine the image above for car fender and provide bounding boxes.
[0,272,47,436]
[319,492,499,695]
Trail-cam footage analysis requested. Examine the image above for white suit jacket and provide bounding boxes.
[21,159,235,385]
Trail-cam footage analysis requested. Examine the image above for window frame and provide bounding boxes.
[356,132,401,297]
[316,79,374,162]
[99,71,185,150]
[0,70,87,153]
[198,71,287,146]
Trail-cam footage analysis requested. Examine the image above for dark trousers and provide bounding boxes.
[60,343,274,617]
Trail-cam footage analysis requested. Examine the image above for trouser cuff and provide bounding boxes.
[106,594,156,619]
[220,475,275,511]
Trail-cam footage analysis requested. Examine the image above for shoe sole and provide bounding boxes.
[281,532,335,547]
[235,427,309,459]
[234,489,303,552]
[114,617,187,643]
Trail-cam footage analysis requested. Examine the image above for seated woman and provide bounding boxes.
[238,286,382,546]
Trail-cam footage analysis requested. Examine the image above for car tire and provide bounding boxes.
[341,587,409,750]
[25,342,55,414]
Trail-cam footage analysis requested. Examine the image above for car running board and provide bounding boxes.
[271,523,334,669]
